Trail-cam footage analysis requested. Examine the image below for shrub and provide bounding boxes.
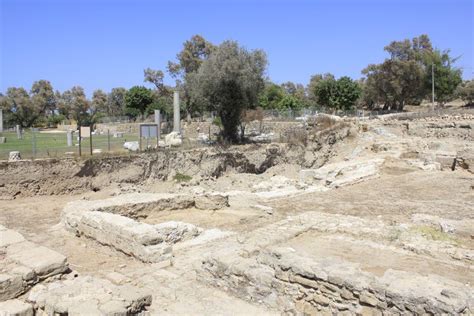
[173,172,192,182]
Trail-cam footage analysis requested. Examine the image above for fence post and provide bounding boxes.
[89,125,93,156]
[78,126,82,156]
[107,129,111,151]
[31,128,36,160]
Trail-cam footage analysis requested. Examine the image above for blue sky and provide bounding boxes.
[1,0,473,96]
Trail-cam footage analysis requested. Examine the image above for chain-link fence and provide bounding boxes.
[1,106,471,160]
[0,128,139,160]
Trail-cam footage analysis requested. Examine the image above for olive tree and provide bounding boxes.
[107,87,127,116]
[189,40,267,142]
[2,80,56,127]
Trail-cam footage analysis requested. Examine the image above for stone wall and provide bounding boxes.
[201,247,473,315]
[197,211,474,315]
[0,225,68,301]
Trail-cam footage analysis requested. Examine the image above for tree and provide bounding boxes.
[65,86,91,126]
[260,81,308,110]
[56,90,71,118]
[91,89,108,119]
[456,80,474,106]
[362,60,424,111]
[107,87,127,116]
[168,35,215,77]
[167,35,215,117]
[144,68,165,92]
[259,83,285,109]
[277,94,304,110]
[362,34,462,110]
[1,80,57,127]
[31,80,56,116]
[125,86,153,119]
[423,50,462,105]
[307,73,335,106]
[308,74,361,111]
[333,76,362,111]
[189,40,267,142]
[3,87,34,127]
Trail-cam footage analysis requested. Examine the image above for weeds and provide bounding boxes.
[411,225,459,245]
[173,172,192,183]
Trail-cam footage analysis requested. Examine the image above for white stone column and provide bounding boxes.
[154,110,161,140]
[0,109,3,133]
[67,130,73,147]
[173,91,180,133]
[16,125,21,139]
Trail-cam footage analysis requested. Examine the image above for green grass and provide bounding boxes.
[410,225,459,245]
[173,172,192,183]
[0,130,139,160]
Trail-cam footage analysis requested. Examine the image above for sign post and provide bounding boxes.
[139,124,159,151]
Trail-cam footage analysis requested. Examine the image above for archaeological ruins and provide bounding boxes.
[0,110,473,315]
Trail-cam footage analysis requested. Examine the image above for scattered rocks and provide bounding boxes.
[300,158,384,188]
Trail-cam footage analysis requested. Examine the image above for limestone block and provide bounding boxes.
[194,193,229,210]
[123,141,139,151]
[0,230,25,248]
[300,158,383,188]
[7,245,67,279]
[456,148,474,173]
[0,299,33,316]
[0,274,24,302]
[165,131,182,147]
[0,228,68,301]
[63,210,201,263]
[8,152,21,162]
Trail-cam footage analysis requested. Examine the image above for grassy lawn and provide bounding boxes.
[0,130,139,160]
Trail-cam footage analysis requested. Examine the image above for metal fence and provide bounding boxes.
[1,106,471,161]
[0,128,139,160]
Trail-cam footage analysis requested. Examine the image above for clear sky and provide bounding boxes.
[1,0,473,96]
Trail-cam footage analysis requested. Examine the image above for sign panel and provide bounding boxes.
[80,126,91,137]
[140,124,158,139]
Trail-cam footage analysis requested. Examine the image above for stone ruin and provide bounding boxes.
[0,224,152,315]
[61,192,231,264]
[198,212,474,315]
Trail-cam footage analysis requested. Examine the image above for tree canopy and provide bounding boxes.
[362,34,462,110]
[188,40,267,141]
[125,86,154,120]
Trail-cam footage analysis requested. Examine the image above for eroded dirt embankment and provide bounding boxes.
[0,123,353,199]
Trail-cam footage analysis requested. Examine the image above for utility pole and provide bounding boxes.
[431,63,435,108]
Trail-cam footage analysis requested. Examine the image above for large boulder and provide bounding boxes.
[455,148,474,173]
[165,132,182,147]
[123,141,139,152]
[0,299,33,316]
[8,151,21,162]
